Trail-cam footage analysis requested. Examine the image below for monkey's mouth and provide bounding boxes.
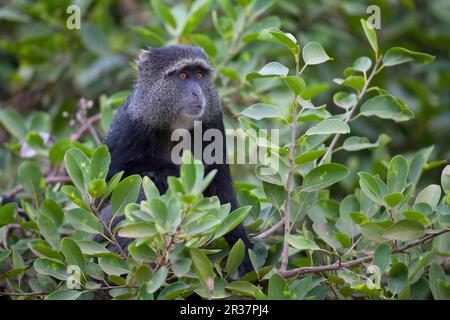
[183,104,204,117]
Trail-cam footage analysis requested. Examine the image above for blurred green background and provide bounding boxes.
[0,0,449,193]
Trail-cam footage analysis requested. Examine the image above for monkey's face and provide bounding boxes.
[171,66,208,119]
[130,46,221,130]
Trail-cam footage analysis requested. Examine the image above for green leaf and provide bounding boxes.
[31,243,64,260]
[239,103,281,120]
[387,155,409,193]
[217,0,236,20]
[287,235,320,251]
[351,212,369,225]
[353,56,372,72]
[358,172,387,206]
[38,215,60,250]
[226,281,266,299]
[429,262,450,300]
[388,263,408,294]
[360,94,414,122]
[295,149,326,165]
[283,76,306,95]
[268,273,289,299]
[45,289,82,300]
[305,119,350,136]
[384,192,403,207]
[259,28,299,56]
[225,239,245,276]
[214,206,251,239]
[90,145,110,180]
[142,176,160,200]
[302,42,331,65]
[359,222,389,243]
[64,148,90,192]
[158,281,190,300]
[360,19,378,53]
[383,220,425,241]
[0,203,17,226]
[180,150,204,195]
[415,184,441,210]
[182,0,213,36]
[150,0,176,28]
[291,190,317,222]
[373,243,391,274]
[312,222,342,249]
[300,82,329,100]
[433,233,450,256]
[61,238,85,271]
[297,106,331,122]
[220,66,240,81]
[336,194,360,237]
[191,34,217,58]
[111,175,142,215]
[333,92,357,110]
[18,161,43,200]
[76,241,110,257]
[246,62,289,81]
[185,215,220,236]
[441,165,450,194]
[190,248,215,292]
[303,163,350,192]
[383,47,435,67]
[66,208,103,234]
[336,232,352,248]
[40,199,64,228]
[0,108,27,139]
[335,76,365,92]
[118,222,157,238]
[408,146,434,186]
[87,179,107,198]
[343,136,380,151]
[0,267,28,282]
[147,266,168,294]
[263,181,285,213]
[61,185,90,211]
[34,258,68,280]
[129,243,158,264]
[401,210,431,226]
[99,255,129,276]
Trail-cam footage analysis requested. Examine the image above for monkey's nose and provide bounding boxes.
[192,90,199,97]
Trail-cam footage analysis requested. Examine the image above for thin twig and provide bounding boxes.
[253,220,284,239]
[279,55,302,272]
[69,114,101,141]
[318,56,382,166]
[5,175,71,198]
[279,229,449,278]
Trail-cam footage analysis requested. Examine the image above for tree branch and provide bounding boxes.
[279,229,449,278]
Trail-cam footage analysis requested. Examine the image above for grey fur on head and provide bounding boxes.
[127,45,221,129]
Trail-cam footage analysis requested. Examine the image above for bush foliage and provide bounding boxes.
[0,0,449,300]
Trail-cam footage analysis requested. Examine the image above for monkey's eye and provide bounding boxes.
[179,72,188,80]
[196,72,203,80]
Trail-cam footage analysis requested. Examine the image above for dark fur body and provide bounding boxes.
[100,46,253,275]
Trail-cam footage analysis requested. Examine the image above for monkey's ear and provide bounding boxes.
[136,48,151,65]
